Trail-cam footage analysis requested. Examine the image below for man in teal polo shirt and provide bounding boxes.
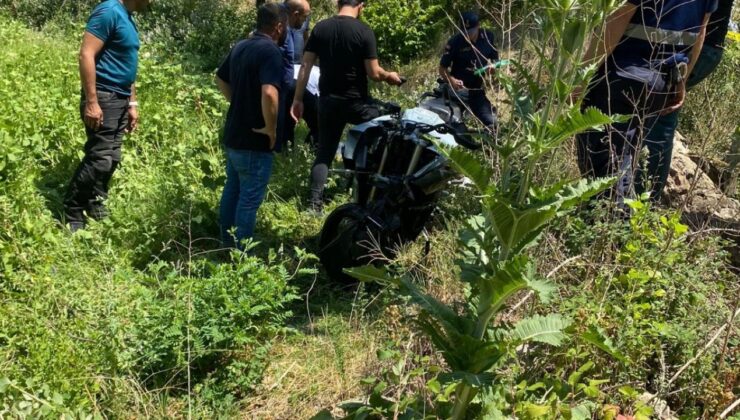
[64,0,151,231]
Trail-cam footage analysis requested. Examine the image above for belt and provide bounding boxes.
[624,24,699,46]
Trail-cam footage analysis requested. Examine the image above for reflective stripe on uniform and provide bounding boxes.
[624,23,699,46]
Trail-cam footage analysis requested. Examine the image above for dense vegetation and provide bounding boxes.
[1,1,739,418]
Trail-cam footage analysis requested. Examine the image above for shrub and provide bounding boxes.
[0,0,256,71]
[141,0,256,70]
[0,0,98,28]
[552,199,736,416]
[119,254,300,394]
[363,0,444,64]
[680,40,740,163]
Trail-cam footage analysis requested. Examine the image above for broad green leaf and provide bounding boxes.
[0,377,10,393]
[582,325,629,363]
[518,402,552,419]
[438,371,496,387]
[478,256,530,318]
[399,277,473,335]
[562,20,587,56]
[417,315,502,373]
[487,176,615,254]
[523,261,557,304]
[542,106,627,155]
[568,361,594,387]
[510,314,571,346]
[570,403,593,420]
[344,265,395,285]
[445,147,494,194]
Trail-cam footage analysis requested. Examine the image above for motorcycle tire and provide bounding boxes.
[318,203,373,282]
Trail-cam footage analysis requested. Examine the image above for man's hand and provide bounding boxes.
[84,101,104,131]
[449,77,465,91]
[661,82,686,115]
[126,106,139,133]
[385,72,404,86]
[291,100,304,122]
[253,126,277,149]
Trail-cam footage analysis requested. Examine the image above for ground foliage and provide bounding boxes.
[0,1,739,418]
[0,17,309,417]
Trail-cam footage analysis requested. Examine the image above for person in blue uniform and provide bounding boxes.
[575,0,717,208]
[276,0,311,152]
[439,11,499,132]
[640,0,734,200]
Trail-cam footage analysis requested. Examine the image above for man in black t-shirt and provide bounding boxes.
[215,4,288,248]
[291,0,403,213]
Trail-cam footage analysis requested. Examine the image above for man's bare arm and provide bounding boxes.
[126,83,139,133]
[79,32,106,130]
[582,3,638,68]
[439,65,464,90]
[216,76,232,102]
[291,51,317,122]
[365,59,402,85]
[687,14,711,77]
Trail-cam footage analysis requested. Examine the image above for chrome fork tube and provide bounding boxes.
[369,143,391,202]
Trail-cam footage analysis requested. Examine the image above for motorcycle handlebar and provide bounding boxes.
[405,122,483,151]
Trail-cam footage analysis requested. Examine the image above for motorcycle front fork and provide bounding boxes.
[368,142,425,202]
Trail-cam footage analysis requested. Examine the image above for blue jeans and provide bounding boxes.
[219,148,274,248]
[640,45,724,199]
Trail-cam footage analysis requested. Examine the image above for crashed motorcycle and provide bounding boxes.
[317,83,482,280]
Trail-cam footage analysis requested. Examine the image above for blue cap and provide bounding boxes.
[461,11,479,31]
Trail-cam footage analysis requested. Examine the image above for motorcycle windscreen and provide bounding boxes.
[402,107,458,148]
[342,117,392,161]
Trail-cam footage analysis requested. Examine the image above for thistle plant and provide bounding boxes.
[332,0,627,418]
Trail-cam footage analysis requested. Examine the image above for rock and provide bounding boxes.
[662,135,740,267]
[639,392,679,420]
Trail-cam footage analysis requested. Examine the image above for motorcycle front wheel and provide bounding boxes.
[318,203,374,282]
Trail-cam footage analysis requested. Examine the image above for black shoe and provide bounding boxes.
[308,199,324,216]
[68,221,85,233]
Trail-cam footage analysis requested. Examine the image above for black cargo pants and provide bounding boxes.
[310,96,380,204]
[64,91,130,224]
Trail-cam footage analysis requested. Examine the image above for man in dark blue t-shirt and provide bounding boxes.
[575,0,717,208]
[439,11,500,132]
[215,4,288,248]
[64,0,150,231]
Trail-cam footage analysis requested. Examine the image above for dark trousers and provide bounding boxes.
[576,70,669,205]
[466,89,497,129]
[302,91,320,147]
[64,91,129,224]
[279,82,320,149]
[310,96,380,202]
[642,45,724,199]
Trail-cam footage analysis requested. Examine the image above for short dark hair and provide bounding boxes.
[337,0,364,7]
[256,3,289,32]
